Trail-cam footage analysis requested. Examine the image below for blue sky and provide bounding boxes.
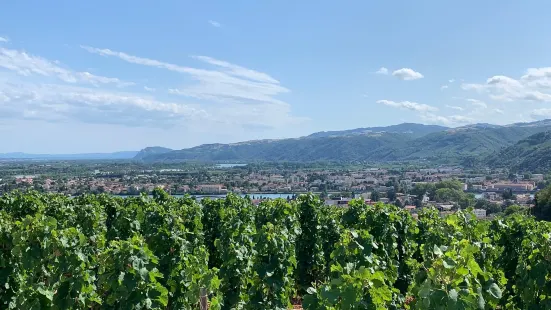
[2,1,551,153]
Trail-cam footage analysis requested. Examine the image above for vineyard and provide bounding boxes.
[0,189,551,309]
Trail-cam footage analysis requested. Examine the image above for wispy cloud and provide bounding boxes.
[446,105,464,111]
[449,79,455,83]
[191,55,279,84]
[375,67,388,75]
[377,99,437,112]
[81,45,305,128]
[144,86,156,92]
[462,68,551,102]
[466,98,488,108]
[494,108,504,114]
[0,36,8,43]
[420,113,475,126]
[208,20,222,28]
[531,108,551,120]
[392,68,424,80]
[440,85,449,90]
[82,45,289,104]
[0,47,132,87]
[0,81,206,127]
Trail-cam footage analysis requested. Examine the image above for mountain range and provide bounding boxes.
[135,120,551,169]
[3,120,551,171]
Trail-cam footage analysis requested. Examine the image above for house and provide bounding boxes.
[473,209,486,219]
[437,204,454,211]
[197,184,227,193]
[472,184,484,191]
[531,174,544,182]
[484,192,499,200]
[404,205,416,213]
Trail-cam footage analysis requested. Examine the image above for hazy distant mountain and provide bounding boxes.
[487,131,551,173]
[137,119,551,164]
[0,151,138,160]
[307,123,448,139]
[133,147,173,160]
[137,133,412,162]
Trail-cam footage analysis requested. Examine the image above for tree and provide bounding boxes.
[394,199,403,208]
[370,190,380,202]
[386,189,396,202]
[534,184,551,220]
[502,189,515,200]
[504,205,523,216]
[474,199,502,215]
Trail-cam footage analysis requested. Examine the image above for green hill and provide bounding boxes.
[487,131,551,172]
[140,133,412,162]
[137,120,551,164]
[307,123,448,139]
[396,125,551,161]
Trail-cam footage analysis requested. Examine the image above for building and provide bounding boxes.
[531,174,544,182]
[437,204,454,211]
[473,209,487,219]
[471,184,484,191]
[484,192,499,200]
[197,184,227,193]
[491,183,534,192]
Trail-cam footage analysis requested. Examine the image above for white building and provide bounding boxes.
[473,209,487,219]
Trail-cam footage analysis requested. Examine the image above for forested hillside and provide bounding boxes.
[137,120,551,164]
[306,123,448,139]
[139,133,412,162]
[1,190,551,309]
[487,131,551,172]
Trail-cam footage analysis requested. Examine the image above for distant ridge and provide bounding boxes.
[133,147,173,160]
[306,123,448,139]
[136,120,551,163]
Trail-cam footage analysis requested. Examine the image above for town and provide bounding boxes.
[1,160,546,219]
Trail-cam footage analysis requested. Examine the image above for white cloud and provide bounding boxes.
[208,20,222,28]
[494,108,504,114]
[440,85,449,90]
[466,98,487,108]
[531,108,551,120]
[191,55,280,84]
[0,81,206,127]
[81,45,304,129]
[449,79,455,83]
[0,47,132,87]
[377,99,437,112]
[0,37,8,43]
[376,67,388,75]
[392,68,424,80]
[82,45,289,105]
[462,68,551,102]
[446,105,464,111]
[144,86,156,92]
[420,113,475,126]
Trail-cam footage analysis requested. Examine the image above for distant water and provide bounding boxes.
[216,163,247,168]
